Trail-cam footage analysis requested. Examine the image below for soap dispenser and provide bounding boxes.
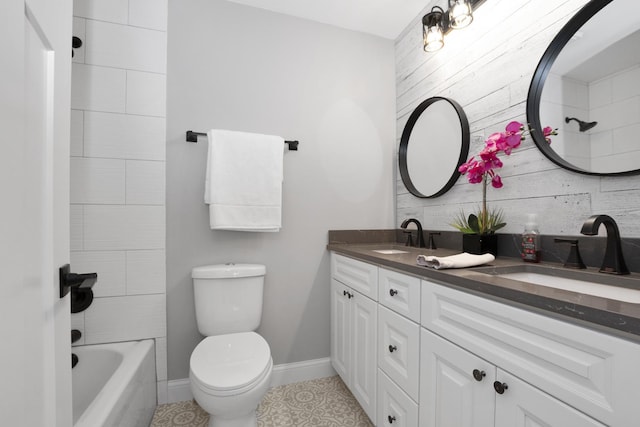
[521,214,541,263]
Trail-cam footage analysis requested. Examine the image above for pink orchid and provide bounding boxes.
[457,121,556,233]
[542,126,556,144]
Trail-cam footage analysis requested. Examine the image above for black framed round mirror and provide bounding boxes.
[527,0,640,176]
[399,96,470,198]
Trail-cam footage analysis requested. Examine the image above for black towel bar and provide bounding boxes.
[186,130,299,151]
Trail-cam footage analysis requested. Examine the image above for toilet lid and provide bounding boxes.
[190,332,271,392]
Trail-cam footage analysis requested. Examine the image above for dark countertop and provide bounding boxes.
[328,241,640,344]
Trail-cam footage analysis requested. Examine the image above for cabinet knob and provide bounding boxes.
[388,344,397,353]
[348,291,353,299]
[388,415,396,423]
[343,290,348,296]
[389,288,398,296]
[493,381,508,394]
[472,369,486,382]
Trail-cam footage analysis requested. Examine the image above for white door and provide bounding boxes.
[0,0,72,426]
[330,279,350,381]
[350,290,377,421]
[420,329,496,427]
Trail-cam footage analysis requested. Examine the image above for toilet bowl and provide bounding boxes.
[189,264,272,427]
[190,332,273,427]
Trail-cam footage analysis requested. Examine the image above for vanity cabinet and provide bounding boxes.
[331,251,640,426]
[330,255,378,420]
[421,328,605,427]
[421,280,640,427]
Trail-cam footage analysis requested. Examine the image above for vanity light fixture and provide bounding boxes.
[422,0,486,52]
[422,6,445,52]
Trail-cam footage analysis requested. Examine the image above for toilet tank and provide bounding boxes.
[192,264,266,336]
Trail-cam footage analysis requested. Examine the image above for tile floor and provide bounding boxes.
[151,375,373,427]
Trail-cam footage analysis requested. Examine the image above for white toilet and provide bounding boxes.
[190,263,273,427]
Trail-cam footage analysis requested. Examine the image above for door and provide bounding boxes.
[331,279,350,381]
[420,329,496,427]
[494,370,606,427]
[1,0,72,426]
[350,289,377,421]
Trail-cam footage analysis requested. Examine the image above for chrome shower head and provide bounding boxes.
[565,117,597,132]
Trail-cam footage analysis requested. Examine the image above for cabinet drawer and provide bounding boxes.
[422,280,640,426]
[378,268,421,322]
[378,369,418,427]
[378,305,420,400]
[332,254,378,300]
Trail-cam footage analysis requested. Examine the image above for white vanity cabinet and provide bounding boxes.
[421,328,606,427]
[331,252,640,426]
[421,280,640,427]
[330,255,378,420]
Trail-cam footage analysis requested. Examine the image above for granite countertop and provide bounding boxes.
[327,240,640,343]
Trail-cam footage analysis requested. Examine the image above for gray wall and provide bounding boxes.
[396,0,640,237]
[166,0,396,380]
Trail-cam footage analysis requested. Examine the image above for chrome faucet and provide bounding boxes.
[400,218,426,248]
[580,214,629,275]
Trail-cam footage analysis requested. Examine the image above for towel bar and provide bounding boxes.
[186,130,299,151]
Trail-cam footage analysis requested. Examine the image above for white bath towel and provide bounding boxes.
[416,252,495,270]
[204,129,284,231]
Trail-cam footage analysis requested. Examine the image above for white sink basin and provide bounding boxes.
[372,249,409,255]
[498,271,640,304]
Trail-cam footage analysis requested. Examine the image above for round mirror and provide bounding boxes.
[399,97,470,198]
[527,0,640,175]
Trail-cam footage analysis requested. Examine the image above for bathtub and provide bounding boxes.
[72,340,157,427]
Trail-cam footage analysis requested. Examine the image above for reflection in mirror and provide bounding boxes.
[399,97,470,198]
[528,0,640,175]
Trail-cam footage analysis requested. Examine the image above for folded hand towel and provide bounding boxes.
[204,129,284,231]
[416,252,495,270]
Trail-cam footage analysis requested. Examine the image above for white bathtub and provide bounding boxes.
[72,340,157,427]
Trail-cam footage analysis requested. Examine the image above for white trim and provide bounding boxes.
[270,357,335,388]
[166,357,336,404]
[167,378,193,403]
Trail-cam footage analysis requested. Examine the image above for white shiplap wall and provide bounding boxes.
[395,0,640,237]
[69,0,168,403]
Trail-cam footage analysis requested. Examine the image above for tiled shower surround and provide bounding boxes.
[69,0,168,403]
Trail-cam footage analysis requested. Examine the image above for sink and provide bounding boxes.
[479,265,640,303]
[372,249,409,255]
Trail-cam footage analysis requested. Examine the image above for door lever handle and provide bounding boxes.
[59,264,97,298]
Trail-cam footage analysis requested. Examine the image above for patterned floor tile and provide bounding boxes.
[150,376,373,427]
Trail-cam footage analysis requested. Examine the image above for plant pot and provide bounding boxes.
[462,233,498,256]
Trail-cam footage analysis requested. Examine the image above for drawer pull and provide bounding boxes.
[388,415,396,423]
[388,345,397,353]
[389,288,398,296]
[472,369,486,382]
[493,381,508,394]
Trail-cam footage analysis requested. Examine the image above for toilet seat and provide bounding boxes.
[190,332,272,396]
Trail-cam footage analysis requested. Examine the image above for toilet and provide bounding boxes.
[190,264,273,427]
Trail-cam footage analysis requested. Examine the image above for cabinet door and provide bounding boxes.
[378,369,418,427]
[494,370,606,427]
[378,306,420,400]
[420,329,496,427]
[330,279,350,382]
[351,290,378,421]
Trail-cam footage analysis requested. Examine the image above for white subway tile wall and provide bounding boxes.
[71,0,167,402]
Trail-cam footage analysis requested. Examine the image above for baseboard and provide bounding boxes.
[166,357,336,404]
[270,357,335,388]
[167,378,193,403]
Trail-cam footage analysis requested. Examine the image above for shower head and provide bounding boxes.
[565,117,597,132]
